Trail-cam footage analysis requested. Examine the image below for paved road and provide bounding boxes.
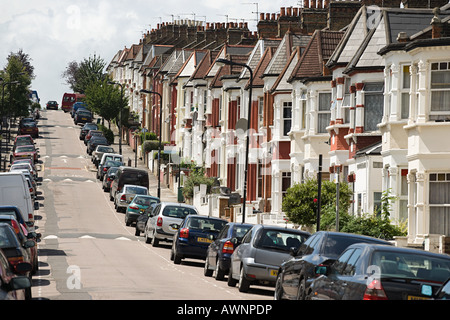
[31,109,273,300]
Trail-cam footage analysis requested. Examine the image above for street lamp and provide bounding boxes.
[215,58,254,223]
[108,81,123,155]
[140,89,162,199]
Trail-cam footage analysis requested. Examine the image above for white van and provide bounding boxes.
[99,153,123,166]
[0,172,35,230]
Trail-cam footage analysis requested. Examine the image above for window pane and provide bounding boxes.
[318,113,329,133]
[365,93,383,131]
[401,92,410,119]
[319,93,331,111]
[431,70,450,89]
[431,91,450,112]
[403,66,411,89]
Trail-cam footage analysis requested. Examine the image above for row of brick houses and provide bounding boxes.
[106,0,450,249]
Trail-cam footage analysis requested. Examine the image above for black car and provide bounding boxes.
[102,167,119,192]
[46,101,58,110]
[171,215,228,265]
[79,123,98,140]
[87,136,109,155]
[74,109,93,125]
[274,231,391,300]
[309,243,450,300]
[134,202,158,236]
[204,222,253,280]
[97,160,123,181]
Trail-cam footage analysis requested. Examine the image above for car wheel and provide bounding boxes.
[238,267,250,293]
[173,250,182,264]
[144,230,152,244]
[227,266,237,287]
[214,259,225,281]
[204,258,213,277]
[274,274,284,300]
[135,228,140,236]
[125,217,131,226]
[152,233,159,247]
[297,277,307,300]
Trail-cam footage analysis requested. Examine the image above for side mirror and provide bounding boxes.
[23,240,35,249]
[8,276,31,291]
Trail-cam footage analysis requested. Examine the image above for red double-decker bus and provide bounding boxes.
[61,93,85,113]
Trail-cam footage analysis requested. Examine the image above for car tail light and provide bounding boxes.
[120,194,126,201]
[103,167,108,172]
[222,241,234,254]
[8,255,24,268]
[180,228,189,239]
[363,279,388,300]
[129,206,139,210]
[157,217,163,227]
[28,213,34,225]
[10,219,20,234]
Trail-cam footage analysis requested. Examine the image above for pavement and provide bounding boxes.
[106,121,178,203]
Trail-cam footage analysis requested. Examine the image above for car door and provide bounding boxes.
[281,233,322,298]
[208,225,228,269]
[147,204,161,235]
[230,227,253,279]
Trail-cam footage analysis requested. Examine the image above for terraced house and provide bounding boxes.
[107,0,450,251]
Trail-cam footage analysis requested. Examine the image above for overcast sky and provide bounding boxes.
[0,0,293,106]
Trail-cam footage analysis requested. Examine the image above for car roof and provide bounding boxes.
[160,202,196,208]
[348,243,450,258]
[124,184,147,188]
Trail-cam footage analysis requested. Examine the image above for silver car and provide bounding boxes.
[114,184,148,213]
[144,202,198,247]
[228,224,310,293]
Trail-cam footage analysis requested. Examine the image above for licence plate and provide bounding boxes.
[407,295,430,300]
[270,269,278,277]
[197,237,212,244]
[82,118,87,120]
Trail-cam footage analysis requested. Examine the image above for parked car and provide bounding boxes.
[109,167,149,201]
[10,163,37,180]
[0,223,35,299]
[0,172,36,230]
[84,130,103,146]
[228,224,310,293]
[74,109,92,125]
[0,206,41,245]
[11,145,38,163]
[91,146,115,166]
[11,159,38,179]
[0,215,38,275]
[274,231,392,300]
[10,171,36,200]
[204,222,253,280]
[135,202,158,236]
[125,195,160,226]
[144,202,198,247]
[0,249,32,300]
[18,122,38,138]
[71,101,87,117]
[171,215,228,265]
[86,136,109,155]
[46,100,58,110]
[102,167,119,192]
[79,123,98,141]
[308,243,450,300]
[114,184,148,213]
[97,160,122,181]
[13,135,34,153]
[97,152,123,169]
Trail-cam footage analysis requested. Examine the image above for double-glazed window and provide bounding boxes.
[401,65,410,119]
[318,92,331,133]
[283,101,292,136]
[430,62,450,120]
[429,173,450,235]
[364,83,384,131]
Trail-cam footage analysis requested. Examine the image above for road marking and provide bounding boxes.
[43,235,58,240]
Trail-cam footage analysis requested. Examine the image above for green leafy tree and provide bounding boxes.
[62,54,106,94]
[282,178,352,228]
[1,54,32,118]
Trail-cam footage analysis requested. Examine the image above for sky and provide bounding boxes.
[0,0,294,106]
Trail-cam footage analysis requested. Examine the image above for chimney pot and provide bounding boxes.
[260,12,265,20]
[281,7,286,16]
[287,7,292,16]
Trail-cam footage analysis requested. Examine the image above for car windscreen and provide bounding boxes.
[77,111,91,116]
[371,250,450,283]
[256,229,308,252]
[232,225,253,240]
[16,146,35,152]
[162,206,197,219]
[323,235,388,257]
[105,160,122,167]
[121,171,147,184]
[98,147,114,153]
[186,217,226,232]
[0,226,21,248]
[125,186,147,195]
[133,196,159,206]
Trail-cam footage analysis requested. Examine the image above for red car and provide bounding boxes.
[13,135,34,152]
[11,145,38,163]
[18,122,39,138]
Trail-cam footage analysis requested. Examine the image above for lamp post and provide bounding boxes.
[140,89,162,199]
[108,81,123,155]
[215,58,253,223]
